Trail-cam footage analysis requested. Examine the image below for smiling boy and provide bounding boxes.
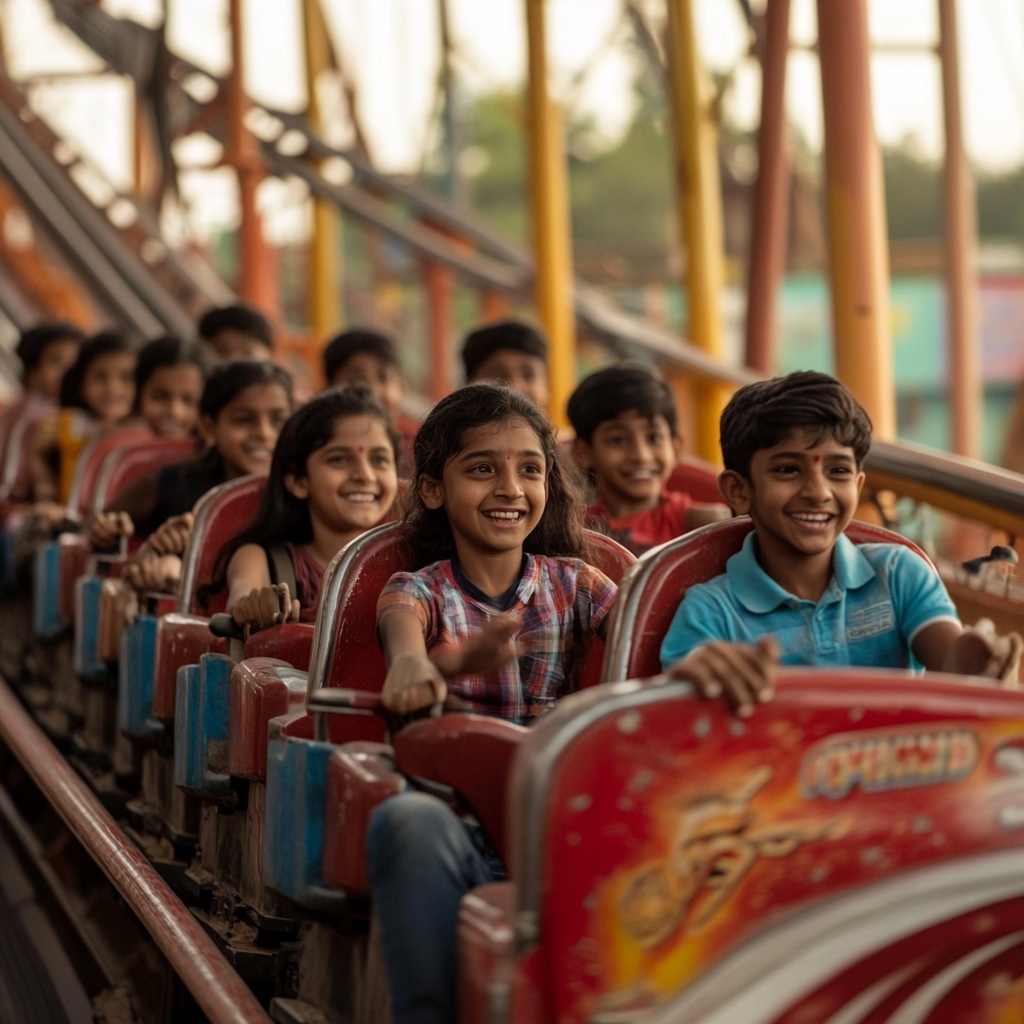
[662,371,1021,714]
[569,363,726,555]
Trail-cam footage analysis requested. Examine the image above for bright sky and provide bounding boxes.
[3,0,1024,242]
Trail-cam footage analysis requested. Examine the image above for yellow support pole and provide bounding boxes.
[817,0,896,440]
[524,0,575,426]
[304,0,342,347]
[665,0,728,464]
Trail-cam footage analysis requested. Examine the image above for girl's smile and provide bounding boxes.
[421,418,547,557]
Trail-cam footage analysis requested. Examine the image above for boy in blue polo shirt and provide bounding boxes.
[662,371,1021,714]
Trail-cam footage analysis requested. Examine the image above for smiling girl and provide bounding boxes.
[221,385,400,628]
[368,383,618,1024]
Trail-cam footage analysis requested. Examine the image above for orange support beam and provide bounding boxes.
[745,0,792,375]
[938,0,981,458]
[816,0,896,440]
[227,0,278,318]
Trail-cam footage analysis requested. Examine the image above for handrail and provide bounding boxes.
[865,439,1024,536]
[0,678,272,1024]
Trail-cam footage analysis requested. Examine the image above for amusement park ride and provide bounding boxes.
[0,1,1019,1023]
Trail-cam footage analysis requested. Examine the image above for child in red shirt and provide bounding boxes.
[569,363,727,556]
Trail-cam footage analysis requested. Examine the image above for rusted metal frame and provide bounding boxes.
[226,0,277,314]
[745,0,792,374]
[816,0,897,440]
[0,678,272,1024]
[938,0,982,458]
[0,99,186,336]
[265,148,525,292]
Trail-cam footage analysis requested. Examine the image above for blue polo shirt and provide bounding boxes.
[660,533,960,671]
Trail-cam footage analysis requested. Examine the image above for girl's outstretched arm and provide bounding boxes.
[379,608,447,714]
[227,543,300,629]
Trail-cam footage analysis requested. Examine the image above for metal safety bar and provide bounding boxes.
[0,678,272,1024]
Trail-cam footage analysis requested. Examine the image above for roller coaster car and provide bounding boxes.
[460,670,1024,1024]
[449,519,1024,1024]
[305,527,635,902]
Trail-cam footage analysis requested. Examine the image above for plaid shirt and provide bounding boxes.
[377,555,617,724]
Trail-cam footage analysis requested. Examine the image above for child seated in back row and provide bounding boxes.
[568,363,727,556]
[221,385,401,627]
[461,319,550,413]
[322,328,417,472]
[662,371,1022,714]
[197,304,273,363]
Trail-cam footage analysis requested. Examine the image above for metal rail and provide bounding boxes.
[0,678,272,1024]
[865,438,1024,536]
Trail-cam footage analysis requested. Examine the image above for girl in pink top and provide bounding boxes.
[218,385,401,629]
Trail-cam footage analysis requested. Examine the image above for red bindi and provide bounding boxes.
[506,455,512,461]
[813,455,820,463]
[358,446,364,452]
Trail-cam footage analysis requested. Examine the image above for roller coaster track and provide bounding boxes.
[44,0,755,386]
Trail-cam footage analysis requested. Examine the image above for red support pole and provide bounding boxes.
[745,0,792,375]
[938,0,981,458]
[0,679,271,1024]
[227,0,279,317]
[425,260,455,400]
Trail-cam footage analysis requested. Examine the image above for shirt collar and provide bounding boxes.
[726,531,876,614]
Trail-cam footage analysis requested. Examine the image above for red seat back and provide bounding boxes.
[665,454,722,504]
[602,517,934,683]
[0,396,57,502]
[91,438,197,514]
[178,476,266,615]
[67,426,151,517]
[504,672,1024,1024]
[306,525,636,702]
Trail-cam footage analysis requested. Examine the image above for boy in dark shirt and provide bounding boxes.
[568,363,726,556]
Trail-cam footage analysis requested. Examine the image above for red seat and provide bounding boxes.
[0,394,52,503]
[152,476,265,721]
[460,670,1024,1024]
[601,516,934,683]
[315,525,635,896]
[90,437,196,516]
[665,453,722,504]
[66,426,151,518]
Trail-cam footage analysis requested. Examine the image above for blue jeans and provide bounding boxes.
[367,791,501,1024]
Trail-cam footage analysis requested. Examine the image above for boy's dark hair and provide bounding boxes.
[197,304,273,348]
[402,382,584,569]
[323,328,399,381]
[720,371,873,477]
[134,336,207,398]
[567,363,679,443]
[199,360,293,421]
[461,320,548,381]
[59,330,135,411]
[206,385,399,604]
[16,322,84,376]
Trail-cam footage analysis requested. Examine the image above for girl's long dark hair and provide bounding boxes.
[202,385,400,606]
[59,330,135,411]
[403,383,584,569]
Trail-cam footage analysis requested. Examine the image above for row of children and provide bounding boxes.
[5,308,1022,1024]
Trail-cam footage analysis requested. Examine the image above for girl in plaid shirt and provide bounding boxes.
[370,383,618,1024]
